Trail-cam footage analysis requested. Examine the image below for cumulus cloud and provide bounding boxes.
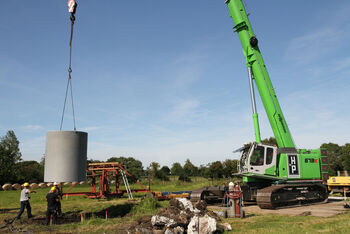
[284,3,350,66]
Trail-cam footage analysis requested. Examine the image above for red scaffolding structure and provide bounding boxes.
[63,162,150,199]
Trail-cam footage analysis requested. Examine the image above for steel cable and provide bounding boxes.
[60,13,77,131]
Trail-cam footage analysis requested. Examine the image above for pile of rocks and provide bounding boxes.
[129,198,232,234]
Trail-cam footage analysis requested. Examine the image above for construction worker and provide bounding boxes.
[16,182,36,219]
[54,182,62,215]
[223,182,229,204]
[45,187,59,225]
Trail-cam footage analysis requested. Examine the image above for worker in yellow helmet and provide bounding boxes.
[45,186,60,225]
[16,182,36,220]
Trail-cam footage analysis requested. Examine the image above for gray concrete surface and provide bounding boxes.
[209,198,349,217]
[242,198,348,217]
[44,131,88,182]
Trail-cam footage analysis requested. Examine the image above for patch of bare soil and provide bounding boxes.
[241,198,348,217]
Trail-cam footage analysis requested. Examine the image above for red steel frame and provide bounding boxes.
[63,162,150,199]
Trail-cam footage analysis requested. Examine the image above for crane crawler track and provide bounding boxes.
[190,186,226,204]
[256,184,328,209]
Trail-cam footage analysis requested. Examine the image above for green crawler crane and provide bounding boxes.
[226,0,329,208]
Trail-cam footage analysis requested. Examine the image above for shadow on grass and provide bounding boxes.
[244,213,256,218]
[21,203,135,226]
[0,208,18,214]
[28,211,83,225]
[89,203,135,218]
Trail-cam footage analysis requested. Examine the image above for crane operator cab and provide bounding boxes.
[238,142,277,176]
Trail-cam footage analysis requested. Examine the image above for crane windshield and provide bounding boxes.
[239,144,252,172]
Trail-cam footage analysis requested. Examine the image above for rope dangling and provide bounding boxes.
[60,0,78,131]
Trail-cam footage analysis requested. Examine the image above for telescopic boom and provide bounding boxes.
[226,0,295,148]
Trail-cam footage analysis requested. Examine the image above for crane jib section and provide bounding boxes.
[226,0,295,148]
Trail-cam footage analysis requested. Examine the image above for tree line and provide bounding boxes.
[1,130,350,185]
[0,130,44,185]
[88,157,238,182]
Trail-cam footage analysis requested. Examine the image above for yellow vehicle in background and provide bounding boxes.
[327,176,350,195]
[152,191,191,201]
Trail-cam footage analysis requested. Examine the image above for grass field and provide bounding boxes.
[1,177,350,233]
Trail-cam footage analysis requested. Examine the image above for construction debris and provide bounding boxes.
[128,198,231,233]
[187,214,217,234]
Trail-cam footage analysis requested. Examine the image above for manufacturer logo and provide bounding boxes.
[305,158,318,163]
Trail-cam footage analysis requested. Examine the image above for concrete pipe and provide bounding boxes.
[44,131,88,182]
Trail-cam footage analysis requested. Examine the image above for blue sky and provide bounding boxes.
[1,1,349,168]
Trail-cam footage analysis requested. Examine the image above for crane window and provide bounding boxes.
[266,147,273,164]
[250,146,265,166]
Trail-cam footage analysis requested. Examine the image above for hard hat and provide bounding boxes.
[51,187,56,191]
[23,182,29,187]
[54,182,58,186]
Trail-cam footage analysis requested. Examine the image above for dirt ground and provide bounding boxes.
[210,197,349,218]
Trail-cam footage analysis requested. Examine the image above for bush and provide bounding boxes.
[178,173,191,182]
[131,197,160,215]
[155,170,169,181]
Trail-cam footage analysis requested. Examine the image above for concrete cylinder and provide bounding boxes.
[44,131,88,182]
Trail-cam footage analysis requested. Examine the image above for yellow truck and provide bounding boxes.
[327,176,350,195]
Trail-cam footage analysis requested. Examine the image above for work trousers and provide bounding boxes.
[45,209,57,225]
[17,201,32,219]
[56,201,62,215]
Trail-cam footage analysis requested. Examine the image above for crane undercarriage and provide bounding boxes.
[190,183,328,209]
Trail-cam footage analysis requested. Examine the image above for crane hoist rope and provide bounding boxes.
[60,0,78,131]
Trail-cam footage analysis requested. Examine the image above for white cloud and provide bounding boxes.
[280,88,350,149]
[20,136,45,161]
[22,125,43,131]
[285,27,341,65]
[165,51,208,90]
[80,126,102,131]
[166,98,201,122]
[87,131,249,167]
[284,4,350,66]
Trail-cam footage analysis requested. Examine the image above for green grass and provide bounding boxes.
[225,212,350,234]
[1,178,350,233]
[130,197,162,215]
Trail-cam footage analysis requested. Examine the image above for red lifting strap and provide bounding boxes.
[68,0,76,13]
[226,192,242,199]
